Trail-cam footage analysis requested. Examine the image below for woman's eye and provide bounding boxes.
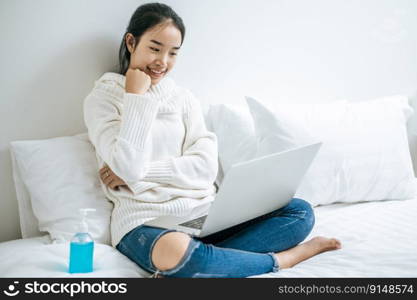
[149,47,177,56]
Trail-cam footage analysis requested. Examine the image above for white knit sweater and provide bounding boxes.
[83,72,218,247]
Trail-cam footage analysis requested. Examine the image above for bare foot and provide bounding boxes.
[275,236,341,269]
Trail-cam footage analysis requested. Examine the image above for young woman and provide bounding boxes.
[83,2,341,278]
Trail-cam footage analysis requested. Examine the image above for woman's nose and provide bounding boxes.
[155,53,168,67]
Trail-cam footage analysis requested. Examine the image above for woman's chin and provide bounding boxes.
[151,78,162,85]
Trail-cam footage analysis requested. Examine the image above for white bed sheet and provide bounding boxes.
[252,197,417,278]
[0,235,149,278]
[1,198,416,278]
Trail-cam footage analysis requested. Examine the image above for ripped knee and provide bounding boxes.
[151,231,191,271]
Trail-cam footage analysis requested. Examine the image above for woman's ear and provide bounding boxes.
[125,33,136,54]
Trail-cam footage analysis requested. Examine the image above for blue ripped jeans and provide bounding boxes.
[115,198,315,278]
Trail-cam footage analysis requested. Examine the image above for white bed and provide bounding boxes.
[1,195,416,278]
[253,196,417,278]
[3,94,417,278]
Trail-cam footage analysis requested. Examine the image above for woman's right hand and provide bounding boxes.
[125,67,152,95]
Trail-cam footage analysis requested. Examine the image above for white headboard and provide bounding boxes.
[1,0,417,242]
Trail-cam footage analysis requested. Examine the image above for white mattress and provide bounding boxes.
[252,197,417,278]
[0,235,149,278]
[1,198,416,278]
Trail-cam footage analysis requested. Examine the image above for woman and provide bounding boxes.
[83,2,341,278]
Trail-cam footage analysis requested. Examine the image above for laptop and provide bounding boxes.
[144,142,322,238]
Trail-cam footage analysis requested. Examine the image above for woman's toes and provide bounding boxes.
[311,236,342,251]
[329,238,342,250]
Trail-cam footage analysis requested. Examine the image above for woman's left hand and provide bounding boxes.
[99,165,127,190]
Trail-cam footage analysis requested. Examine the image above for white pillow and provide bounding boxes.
[10,148,44,238]
[10,133,113,244]
[206,103,258,175]
[246,95,417,206]
[246,97,319,157]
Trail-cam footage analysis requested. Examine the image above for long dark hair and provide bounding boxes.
[117,2,186,75]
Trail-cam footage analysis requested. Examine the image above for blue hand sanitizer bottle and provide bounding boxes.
[69,208,96,273]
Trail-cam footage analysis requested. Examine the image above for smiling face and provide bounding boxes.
[125,21,182,85]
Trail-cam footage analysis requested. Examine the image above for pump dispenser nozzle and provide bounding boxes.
[78,208,96,233]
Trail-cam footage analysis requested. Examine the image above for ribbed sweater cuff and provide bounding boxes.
[126,180,157,196]
[143,159,173,182]
[119,93,160,149]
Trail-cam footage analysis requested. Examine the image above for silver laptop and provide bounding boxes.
[144,142,322,238]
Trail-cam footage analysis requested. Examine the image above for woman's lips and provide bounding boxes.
[147,67,165,78]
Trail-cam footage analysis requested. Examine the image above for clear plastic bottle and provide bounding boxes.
[68,208,96,273]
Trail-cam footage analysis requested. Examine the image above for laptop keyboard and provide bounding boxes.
[179,215,208,229]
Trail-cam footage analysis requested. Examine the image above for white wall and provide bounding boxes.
[1,0,416,242]
[174,0,417,105]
